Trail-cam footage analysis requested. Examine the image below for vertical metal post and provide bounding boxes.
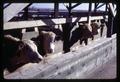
[87,2,92,31]
[22,3,32,20]
[88,2,92,23]
[113,3,114,7]
[68,3,72,17]
[54,2,59,18]
[94,3,97,12]
[68,2,72,32]
[23,6,28,20]
[113,4,117,34]
[105,3,108,12]
[107,5,114,37]
[62,2,72,53]
[21,4,32,35]
[22,6,28,34]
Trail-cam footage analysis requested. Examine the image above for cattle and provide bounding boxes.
[90,20,100,36]
[69,22,94,48]
[3,35,43,73]
[38,25,63,41]
[79,23,94,45]
[51,28,63,41]
[31,30,56,57]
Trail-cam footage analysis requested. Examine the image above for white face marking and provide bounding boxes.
[23,40,43,60]
[36,51,43,60]
[28,40,43,59]
[98,29,100,33]
[50,43,55,53]
[27,40,38,52]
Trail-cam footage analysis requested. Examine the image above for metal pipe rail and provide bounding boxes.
[4,16,107,30]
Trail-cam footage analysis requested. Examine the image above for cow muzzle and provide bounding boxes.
[49,43,55,53]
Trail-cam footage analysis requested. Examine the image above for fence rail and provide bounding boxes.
[4,16,107,30]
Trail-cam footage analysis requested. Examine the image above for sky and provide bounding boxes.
[30,3,106,11]
[4,3,116,11]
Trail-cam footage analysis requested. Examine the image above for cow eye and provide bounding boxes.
[18,43,25,50]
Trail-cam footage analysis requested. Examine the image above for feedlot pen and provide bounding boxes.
[4,24,114,79]
[3,2,117,79]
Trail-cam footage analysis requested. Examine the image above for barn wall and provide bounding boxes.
[4,34,116,79]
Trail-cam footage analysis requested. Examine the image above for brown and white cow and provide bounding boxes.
[3,35,43,73]
[79,23,94,45]
[31,30,56,57]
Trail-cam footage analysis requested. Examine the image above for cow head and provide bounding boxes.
[9,40,43,66]
[41,31,56,54]
[31,31,56,56]
[4,35,43,72]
